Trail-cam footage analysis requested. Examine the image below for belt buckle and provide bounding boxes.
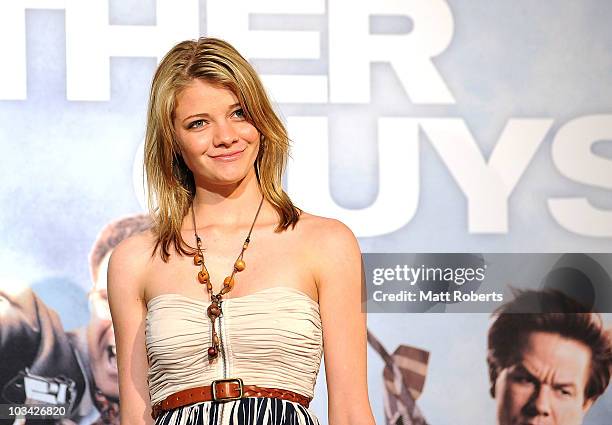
[211,378,244,402]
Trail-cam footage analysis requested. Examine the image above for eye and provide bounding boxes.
[513,376,531,384]
[232,108,245,119]
[509,371,535,385]
[555,387,574,397]
[188,119,206,129]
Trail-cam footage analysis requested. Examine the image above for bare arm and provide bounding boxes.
[314,219,375,425]
[107,236,154,424]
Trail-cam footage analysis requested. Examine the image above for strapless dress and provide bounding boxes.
[145,286,323,425]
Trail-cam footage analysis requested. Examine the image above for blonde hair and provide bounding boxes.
[144,37,300,261]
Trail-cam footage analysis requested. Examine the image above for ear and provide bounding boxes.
[488,363,499,398]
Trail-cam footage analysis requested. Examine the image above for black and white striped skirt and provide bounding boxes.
[154,397,320,425]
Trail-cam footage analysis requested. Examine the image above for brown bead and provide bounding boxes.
[197,270,209,284]
[208,347,218,358]
[207,304,221,318]
[234,259,245,272]
[213,335,219,345]
[206,282,213,292]
[193,254,203,266]
[223,276,234,290]
[243,242,249,250]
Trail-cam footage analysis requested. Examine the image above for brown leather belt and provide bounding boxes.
[151,378,312,419]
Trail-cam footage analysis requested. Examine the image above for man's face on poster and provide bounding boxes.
[494,331,593,425]
[87,252,119,398]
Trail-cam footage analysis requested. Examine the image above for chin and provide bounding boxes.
[208,158,256,178]
[97,379,120,399]
[209,171,253,187]
[91,358,119,398]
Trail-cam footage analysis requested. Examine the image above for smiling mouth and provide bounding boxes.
[211,148,245,160]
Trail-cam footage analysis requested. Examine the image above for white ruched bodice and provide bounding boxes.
[145,286,323,406]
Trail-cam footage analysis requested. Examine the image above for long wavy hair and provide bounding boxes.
[144,37,300,261]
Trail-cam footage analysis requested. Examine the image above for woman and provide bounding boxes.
[108,37,375,425]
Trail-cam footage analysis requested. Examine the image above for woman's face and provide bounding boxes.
[173,79,260,188]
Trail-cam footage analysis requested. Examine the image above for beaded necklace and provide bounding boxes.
[190,196,265,358]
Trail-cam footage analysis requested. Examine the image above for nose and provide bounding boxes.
[214,120,239,147]
[524,385,552,417]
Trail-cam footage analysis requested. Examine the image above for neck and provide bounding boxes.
[190,170,266,229]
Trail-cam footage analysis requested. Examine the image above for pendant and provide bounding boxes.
[208,346,218,358]
[207,302,221,320]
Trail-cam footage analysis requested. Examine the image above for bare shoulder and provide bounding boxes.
[297,212,361,290]
[297,212,360,254]
[107,229,157,300]
[109,228,156,269]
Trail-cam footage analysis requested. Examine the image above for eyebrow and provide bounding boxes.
[554,382,578,391]
[509,365,538,381]
[180,103,242,124]
[510,364,579,389]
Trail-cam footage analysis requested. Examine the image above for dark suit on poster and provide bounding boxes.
[0,288,104,424]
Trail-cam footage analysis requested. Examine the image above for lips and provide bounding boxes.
[518,420,543,425]
[210,148,245,161]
